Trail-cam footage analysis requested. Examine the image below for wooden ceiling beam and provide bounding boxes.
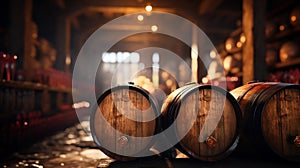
[72,6,176,17]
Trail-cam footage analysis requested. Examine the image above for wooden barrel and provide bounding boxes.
[90,83,162,161]
[230,82,300,161]
[161,83,242,161]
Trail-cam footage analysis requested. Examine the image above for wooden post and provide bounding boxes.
[242,0,267,84]
[9,0,33,73]
[55,15,71,71]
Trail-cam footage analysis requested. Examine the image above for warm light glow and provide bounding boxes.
[281,53,288,60]
[223,56,233,71]
[230,76,239,81]
[208,61,219,79]
[202,77,209,84]
[236,41,243,48]
[291,15,297,22]
[161,71,169,80]
[191,44,198,59]
[191,26,198,82]
[225,43,232,50]
[166,79,173,88]
[72,101,90,109]
[151,25,158,32]
[65,56,71,65]
[279,25,285,31]
[145,4,152,12]
[240,34,246,43]
[13,55,18,60]
[137,15,144,21]
[152,63,159,87]
[60,154,67,158]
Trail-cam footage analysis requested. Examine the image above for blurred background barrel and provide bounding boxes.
[161,83,242,161]
[230,82,300,161]
[90,83,162,161]
[279,41,300,63]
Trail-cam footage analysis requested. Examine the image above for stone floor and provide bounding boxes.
[0,122,299,168]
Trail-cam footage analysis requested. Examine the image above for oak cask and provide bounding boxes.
[230,82,300,161]
[161,83,242,161]
[90,84,161,161]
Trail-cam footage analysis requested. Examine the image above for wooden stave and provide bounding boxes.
[90,84,162,161]
[230,82,300,161]
[161,83,196,129]
[162,84,242,161]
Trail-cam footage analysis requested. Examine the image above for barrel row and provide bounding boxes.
[90,82,300,162]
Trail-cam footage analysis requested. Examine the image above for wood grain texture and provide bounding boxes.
[178,88,237,160]
[92,87,157,160]
[230,82,300,161]
[262,88,300,159]
[162,84,240,161]
[242,0,267,84]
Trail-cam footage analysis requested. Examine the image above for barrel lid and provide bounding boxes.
[90,84,162,159]
[170,84,242,161]
[251,83,300,161]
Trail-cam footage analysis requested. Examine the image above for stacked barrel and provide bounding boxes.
[90,82,300,162]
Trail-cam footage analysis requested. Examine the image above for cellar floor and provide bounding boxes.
[0,122,299,168]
